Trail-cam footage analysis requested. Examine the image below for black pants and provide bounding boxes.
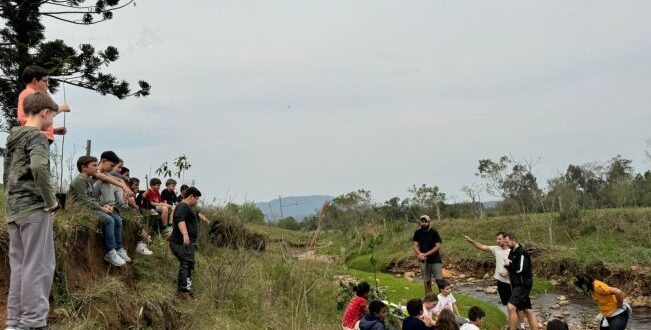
[600,310,629,330]
[497,280,512,305]
[170,243,195,292]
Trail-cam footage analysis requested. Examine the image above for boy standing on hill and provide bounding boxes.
[169,187,209,300]
[17,65,70,143]
[4,92,59,330]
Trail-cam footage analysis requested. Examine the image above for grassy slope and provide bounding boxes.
[322,208,651,273]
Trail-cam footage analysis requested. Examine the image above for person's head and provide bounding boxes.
[419,215,431,230]
[437,309,460,330]
[76,156,98,176]
[21,65,49,91]
[423,293,438,310]
[368,300,387,320]
[496,231,508,247]
[505,233,518,249]
[574,274,594,295]
[120,166,130,178]
[546,319,569,330]
[113,159,123,173]
[129,178,140,192]
[149,178,162,191]
[353,281,371,298]
[165,178,177,191]
[467,306,485,326]
[182,186,202,207]
[406,298,423,317]
[180,184,189,194]
[437,279,452,296]
[98,151,120,173]
[22,91,58,130]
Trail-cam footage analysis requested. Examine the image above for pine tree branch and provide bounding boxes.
[42,13,108,25]
[42,0,135,15]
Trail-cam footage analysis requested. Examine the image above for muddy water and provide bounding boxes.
[456,284,651,329]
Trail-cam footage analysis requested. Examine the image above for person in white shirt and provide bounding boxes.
[464,232,526,329]
[421,294,438,327]
[434,280,460,317]
[460,306,485,330]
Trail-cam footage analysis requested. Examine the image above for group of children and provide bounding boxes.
[4,65,206,330]
[342,281,485,330]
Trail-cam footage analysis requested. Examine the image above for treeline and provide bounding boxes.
[294,154,651,231]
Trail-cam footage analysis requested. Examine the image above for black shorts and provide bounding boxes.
[497,280,512,306]
[509,285,532,311]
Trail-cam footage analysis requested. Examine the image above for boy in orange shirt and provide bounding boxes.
[17,65,70,143]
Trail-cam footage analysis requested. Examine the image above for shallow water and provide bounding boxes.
[456,284,651,329]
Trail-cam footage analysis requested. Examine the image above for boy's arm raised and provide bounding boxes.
[28,136,57,209]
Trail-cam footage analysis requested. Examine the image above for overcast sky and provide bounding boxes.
[32,0,651,204]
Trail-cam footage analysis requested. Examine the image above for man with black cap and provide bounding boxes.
[412,215,443,295]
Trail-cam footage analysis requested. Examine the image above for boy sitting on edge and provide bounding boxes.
[403,298,434,330]
[460,307,485,330]
[359,300,388,330]
[161,178,178,206]
[145,178,172,236]
[69,155,129,266]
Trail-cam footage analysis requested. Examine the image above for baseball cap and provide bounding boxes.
[419,215,431,222]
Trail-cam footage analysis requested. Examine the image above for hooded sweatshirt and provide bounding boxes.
[3,126,57,222]
[359,315,385,330]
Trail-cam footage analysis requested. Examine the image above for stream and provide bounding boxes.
[455,282,651,330]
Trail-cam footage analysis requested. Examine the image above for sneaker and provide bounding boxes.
[162,225,173,239]
[116,248,131,262]
[136,242,153,256]
[149,209,158,216]
[104,249,126,266]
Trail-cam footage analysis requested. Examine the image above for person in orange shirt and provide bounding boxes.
[574,274,630,330]
[18,65,70,143]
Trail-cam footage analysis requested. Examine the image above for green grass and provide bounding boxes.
[245,223,313,246]
[330,208,651,276]
[345,269,507,330]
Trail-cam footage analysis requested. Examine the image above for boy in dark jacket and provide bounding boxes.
[360,300,387,330]
[4,92,59,330]
[504,233,539,330]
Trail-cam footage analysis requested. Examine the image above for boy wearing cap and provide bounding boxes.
[4,91,59,330]
[412,215,443,295]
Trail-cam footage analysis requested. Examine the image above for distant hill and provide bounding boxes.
[256,195,334,222]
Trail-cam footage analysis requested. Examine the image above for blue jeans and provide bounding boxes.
[95,210,123,252]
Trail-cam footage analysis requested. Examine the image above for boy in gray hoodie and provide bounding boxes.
[3,91,59,330]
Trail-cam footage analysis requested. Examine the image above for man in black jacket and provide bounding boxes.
[504,233,539,330]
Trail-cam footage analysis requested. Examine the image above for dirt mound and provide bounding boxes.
[0,213,182,328]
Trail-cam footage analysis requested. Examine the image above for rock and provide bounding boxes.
[474,287,484,292]
[467,277,475,282]
[395,273,403,278]
[404,271,416,278]
[630,295,650,307]
[442,268,453,278]
[458,273,467,279]
[483,273,491,279]
[557,295,566,301]
[559,300,570,306]
[562,310,571,316]
[551,304,560,309]
[484,286,498,294]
